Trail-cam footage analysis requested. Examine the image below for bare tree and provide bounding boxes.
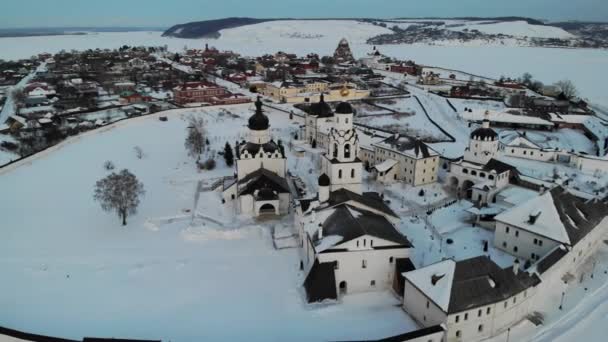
[94,169,145,226]
[554,80,578,100]
[184,115,207,160]
[134,146,145,159]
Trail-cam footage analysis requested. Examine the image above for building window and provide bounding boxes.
[514,246,518,253]
[506,226,510,233]
[478,324,484,332]
[539,240,543,246]
[371,280,376,287]
[426,301,430,309]
[464,313,468,321]
[503,242,507,248]
[487,307,491,315]
[504,301,508,309]
[362,260,367,268]
[363,239,366,247]
[515,230,519,237]
[370,240,374,247]
[338,169,342,179]
[351,169,355,178]
[463,169,469,174]
[455,315,460,323]
[513,297,517,304]
[344,144,351,159]
[389,257,394,263]
[533,238,537,245]
[356,240,359,247]
[478,309,482,317]
[456,331,461,338]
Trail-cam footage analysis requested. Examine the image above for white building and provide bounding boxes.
[494,186,608,265]
[304,94,335,148]
[222,98,291,217]
[371,135,440,186]
[321,102,363,194]
[296,101,413,303]
[402,256,540,342]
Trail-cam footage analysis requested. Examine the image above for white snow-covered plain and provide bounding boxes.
[0,104,418,341]
[448,20,575,39]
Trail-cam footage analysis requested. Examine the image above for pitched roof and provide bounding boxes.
[373,135,437,159]
[326,188,398,219]
[496,187,608,246]
[317,205,411,249]
[404,256,541,314]
[238,169,290,196]
[304,260,338,303]
[484,158,517,174]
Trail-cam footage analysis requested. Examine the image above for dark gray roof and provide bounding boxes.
[448,256,540,313]
[335,102,353,114]
[470,126,498,140]
[318,205,411,248]
[0,326,77,342]
[326,188,398,219]
[304,259,337,303]
[309,94,333,118]
[484,159,517,175]
[536,246,568,274]
[318,173,330,186]
[238,140,284,158]
[550,186,608,246]
[379,135,433,158]
[238,169,290,196]
[248,97,269,131]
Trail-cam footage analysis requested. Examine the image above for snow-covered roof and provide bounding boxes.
[462,109,554,127]
[505,135,541,149]
[403,259,456,312]
[495,191,570,244]
[374,159,398,173]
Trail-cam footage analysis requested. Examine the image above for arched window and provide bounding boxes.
[463,168,469,174]
[471,170,477,176]
[344,144,351,159]
[333,143,338,158]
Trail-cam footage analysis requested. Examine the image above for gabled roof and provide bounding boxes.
[326,188,398,219]
[496,187,608,246]
[238,169,290,196]
[404,256,541,314]
[304,259,337,303]
[317,205,411,249]
[373,135,438,159]
[484,159,517,174]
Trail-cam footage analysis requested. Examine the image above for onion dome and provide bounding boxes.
[310,94,333,118]
[318,173,330,186]
[248,97,269,131]
[335,102,353,114]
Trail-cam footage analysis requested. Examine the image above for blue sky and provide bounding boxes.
[1,0,607,28]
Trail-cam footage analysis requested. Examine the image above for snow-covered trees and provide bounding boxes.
[94,169,145,226]
[184,115,207,160]
[224,142,234,167]
[555,80,578,99]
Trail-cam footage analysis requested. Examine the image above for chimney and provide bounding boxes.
[513,259,520,276]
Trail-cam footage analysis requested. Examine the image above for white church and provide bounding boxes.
[295,101,414,303]
[222,97,291,217]
[446,111,517,206]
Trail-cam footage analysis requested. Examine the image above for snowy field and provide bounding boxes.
[0,104,417,341]
[0,27,607,107]
[447,20,575,39]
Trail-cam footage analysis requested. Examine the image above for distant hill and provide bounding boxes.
[162,18,276,39]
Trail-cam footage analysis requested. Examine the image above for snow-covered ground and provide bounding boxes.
[0,104,417,341]
[447,21,575,39]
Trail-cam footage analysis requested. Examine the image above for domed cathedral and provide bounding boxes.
[333,38,355,63]
[464,111,500,165]
[222,97,291,217]
[304,94,335,148]
[322,101,363,194]
[446,111,517,206]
